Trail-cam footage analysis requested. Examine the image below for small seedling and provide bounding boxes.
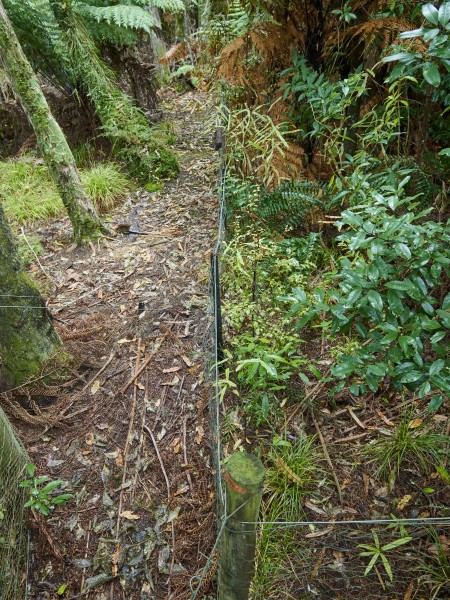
[19,463,73,516]
[358,531,412,581]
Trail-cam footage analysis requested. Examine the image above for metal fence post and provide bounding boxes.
[218,451,266,600]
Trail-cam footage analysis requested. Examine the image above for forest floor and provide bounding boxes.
[6,89,218,600]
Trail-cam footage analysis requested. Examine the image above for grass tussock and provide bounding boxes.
[0,158,131,224]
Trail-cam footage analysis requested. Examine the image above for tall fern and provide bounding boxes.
[4,0,185,88]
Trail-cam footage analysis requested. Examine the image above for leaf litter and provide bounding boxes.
[5,89,218,599]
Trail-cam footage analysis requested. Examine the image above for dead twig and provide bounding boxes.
[80,519,92,594]
[32,509,64,561]
[183,416,194,493]
[144,425,170,498]
[120,335,167,394]
[311,413,343,505]
[334,432,369,443]
[347,406,367,430]
[286,368,331,426]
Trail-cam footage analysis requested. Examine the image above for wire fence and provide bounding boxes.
[0,405,28,600]
[194,115,450,599]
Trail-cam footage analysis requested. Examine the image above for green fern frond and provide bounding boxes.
[258,180,336,232]
[146,0,185,12]
[76,4,157,33]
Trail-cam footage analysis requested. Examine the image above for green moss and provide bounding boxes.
[144,182,165,193]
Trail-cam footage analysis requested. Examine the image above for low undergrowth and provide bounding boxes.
[0,157,131,224]
[219,5,450,597]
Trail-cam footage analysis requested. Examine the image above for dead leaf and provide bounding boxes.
[163,366,181,373]
[181,355,193,367]
[171,437,181,454]
[195,425,204,445]
[397,494,412,510]
[120,510,140,520]
[305,527,334,538]
[115,449,123,468]
[91,379,101,395]
[304,501,327,516]
[409,418,423,429]
[403,582,414,600]
[162,376,180,386]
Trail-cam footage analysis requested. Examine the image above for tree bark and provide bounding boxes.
[0,204,61,389]
[0,0,106,243]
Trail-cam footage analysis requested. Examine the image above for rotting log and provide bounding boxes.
[0,0,106,243]
[219,451,266,600]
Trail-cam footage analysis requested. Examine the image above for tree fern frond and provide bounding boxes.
[146,0,185,12]
[84,20,139,45]
[76,4,157,33]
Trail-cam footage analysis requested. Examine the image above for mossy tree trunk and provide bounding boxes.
[0,0,106,243]
[0,204,61,389]
[49,0,179,184]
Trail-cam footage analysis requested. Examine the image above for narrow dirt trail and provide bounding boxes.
[9,90,218,599]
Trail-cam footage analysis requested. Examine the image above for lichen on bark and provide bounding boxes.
[0,203,61,389]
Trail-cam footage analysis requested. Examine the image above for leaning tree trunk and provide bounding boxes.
[0,0,106,243]
[0,204,61,389]
[49,0,178,184]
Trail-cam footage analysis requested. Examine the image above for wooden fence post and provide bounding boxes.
[218,451,266,600]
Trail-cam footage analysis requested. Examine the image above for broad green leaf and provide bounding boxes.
[431,375,450,393]
[436,309,450,328]
[399,28,425,39]
[299,372,310,385]
[430,330,446,344]
[399,371,422,384]
[367,290,383,311]
[422,62,441,87]
[428,394,443,412]
[367,363,388,377]
[442,292,450,309]
[439,2,450,26]
[57,583,68,596]
[394,243,411,259]
[383,52,418,63]
[41,480,64,494]
[429,359,445,376]
[422,3,440,25]
[366,371,382,392]
[423,27,440,41]
[418,380,431,398]
[386,280,413,291]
